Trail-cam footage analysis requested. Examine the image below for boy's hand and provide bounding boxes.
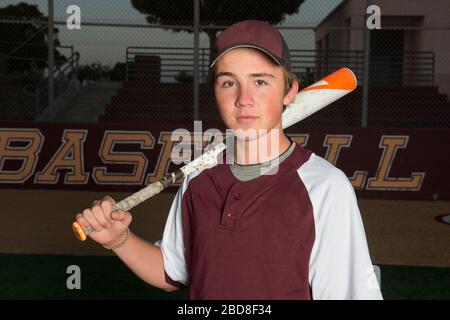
[75,196,132,247]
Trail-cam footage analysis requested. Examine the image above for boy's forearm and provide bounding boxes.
[112,232,178,292]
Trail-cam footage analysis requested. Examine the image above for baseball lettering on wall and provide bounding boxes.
[92,131,155,185]
[322,134,367,188]
[0,129,43,183]
[366,136,425,191]
[0,123,448,201]
[34,130,88,184]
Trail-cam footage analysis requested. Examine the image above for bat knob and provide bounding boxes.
[72,221,88,241]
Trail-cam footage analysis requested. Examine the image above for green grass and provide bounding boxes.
[0,253,449,299]
[0,254,188,300]
[379,265,450,300]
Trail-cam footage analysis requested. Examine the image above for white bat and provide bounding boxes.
[72,67,357,241]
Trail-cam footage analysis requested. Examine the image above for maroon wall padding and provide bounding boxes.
[1,122,448,200]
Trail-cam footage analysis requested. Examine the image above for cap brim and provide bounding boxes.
[209,44,283,68]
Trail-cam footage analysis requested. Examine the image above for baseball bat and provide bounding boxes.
[72,67,357,241]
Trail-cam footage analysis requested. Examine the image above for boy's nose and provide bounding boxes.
[235,86,254,108]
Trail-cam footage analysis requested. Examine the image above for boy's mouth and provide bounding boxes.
[235,116,259,123]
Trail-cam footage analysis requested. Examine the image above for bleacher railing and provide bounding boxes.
[35,48,80,120]
[126,46,210,83]
[0,45,80,120]
[125,47,435,87]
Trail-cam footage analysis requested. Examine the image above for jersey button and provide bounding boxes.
[233,192,241,200]
[220,212,236,229]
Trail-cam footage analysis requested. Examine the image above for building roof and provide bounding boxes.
[316,0,346,28]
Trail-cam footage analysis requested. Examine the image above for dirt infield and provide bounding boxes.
[1,189,449,267]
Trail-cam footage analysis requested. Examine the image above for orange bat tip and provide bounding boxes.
[72,221,87,241]
[339,67,358,90]
[302,67,357,92]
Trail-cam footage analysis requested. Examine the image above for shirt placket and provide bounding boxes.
[219,185,243,230]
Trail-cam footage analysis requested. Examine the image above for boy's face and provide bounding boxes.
[213,48,296,138]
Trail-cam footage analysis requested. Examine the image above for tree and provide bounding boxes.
[78,62,110,82]
[131,0,305,63]
[175,70,193,83]
[109,62,127,81]
[0,3,64,74]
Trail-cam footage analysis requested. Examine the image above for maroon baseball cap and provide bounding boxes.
[210,20,291,68]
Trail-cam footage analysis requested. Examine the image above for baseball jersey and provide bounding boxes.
[156,142,383,300]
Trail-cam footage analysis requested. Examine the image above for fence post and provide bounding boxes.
[35,86,40,119]
[48,0,55,120]
[361,0,372,128]
[70,45,74,73]
[193,0,200,121]
[125,47,129,81]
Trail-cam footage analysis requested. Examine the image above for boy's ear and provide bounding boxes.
[283,80,299,106]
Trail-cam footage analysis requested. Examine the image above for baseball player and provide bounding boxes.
[75,20,383,300]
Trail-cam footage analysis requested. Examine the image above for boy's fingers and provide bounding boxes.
[103,195,116,205]
[92,204,111,228]
[82,208,103,232]
[99,202,114,225]
[110,210,132,226]
[91,199,100,207]
[75,213,89,228]
[111,210,126,221]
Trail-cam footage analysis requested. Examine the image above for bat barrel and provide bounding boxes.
[282,68,357,129]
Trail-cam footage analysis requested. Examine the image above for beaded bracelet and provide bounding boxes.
[103,228,130,250]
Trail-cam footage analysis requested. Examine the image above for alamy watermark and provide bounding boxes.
[66,5,81,30]
[66,265,81,290]
[367,4,381,30]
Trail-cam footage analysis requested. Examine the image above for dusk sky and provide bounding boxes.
[2,0,343,66]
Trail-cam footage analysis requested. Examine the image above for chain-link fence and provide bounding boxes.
[0,0,449,127]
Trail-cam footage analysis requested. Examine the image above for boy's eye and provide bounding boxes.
[221,81,235,88]
[255,79,267,86]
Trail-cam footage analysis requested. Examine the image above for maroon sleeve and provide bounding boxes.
[164,271,186,289]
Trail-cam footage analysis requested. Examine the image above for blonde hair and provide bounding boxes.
[283,67,299,95]
[282,66,301,111]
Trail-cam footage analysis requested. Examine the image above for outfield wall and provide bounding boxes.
[1,122,449,200]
